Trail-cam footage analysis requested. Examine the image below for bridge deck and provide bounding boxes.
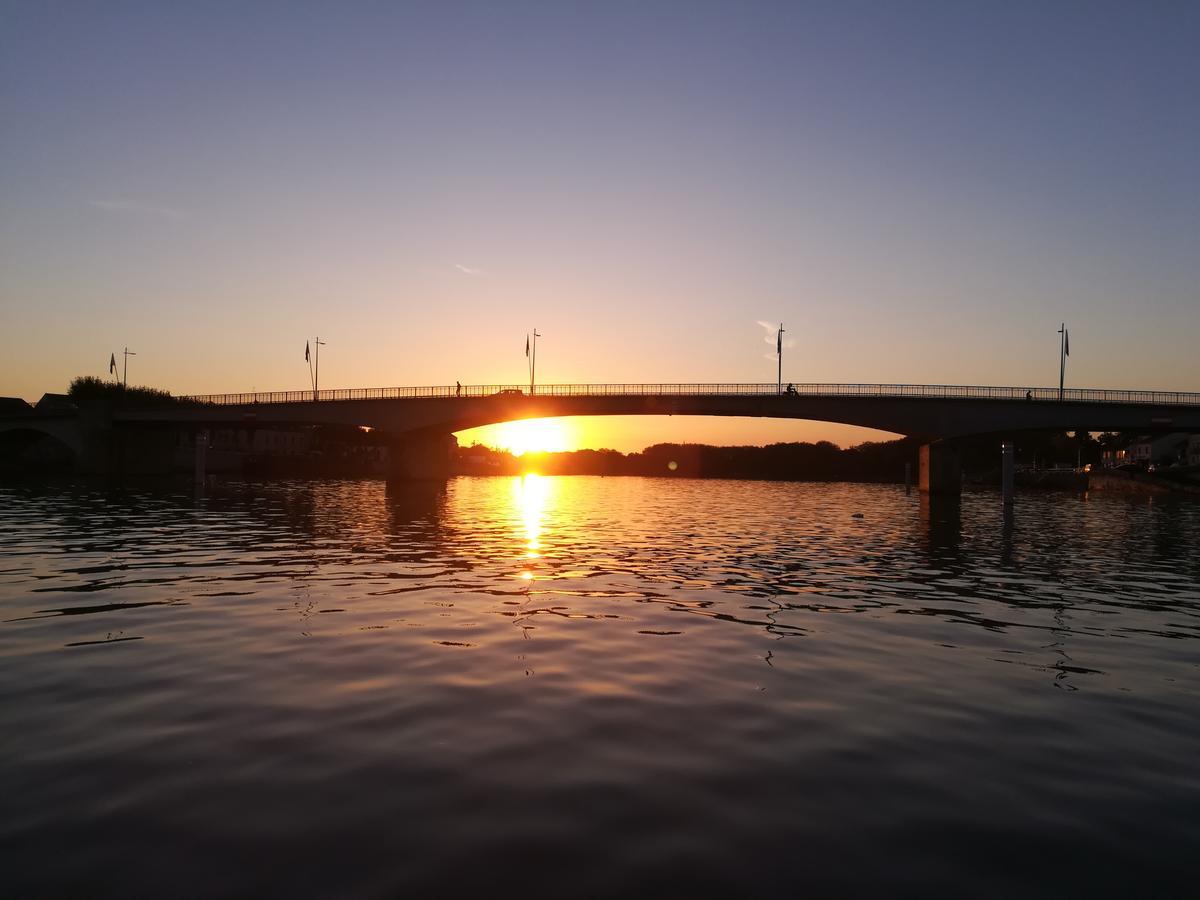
[182,383,1200,407]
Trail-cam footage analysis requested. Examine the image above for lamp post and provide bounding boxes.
[1058,323,1069,402]
[777,323,784,394]
[122,347,136,390]
[313,337,326,401]
[530,329,541,395]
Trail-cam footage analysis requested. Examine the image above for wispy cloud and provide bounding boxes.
[756,319,795,350]
[455,263,483,275]
[90,198,185,220]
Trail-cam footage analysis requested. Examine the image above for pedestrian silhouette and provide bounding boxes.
[1025,390,1032,401]
[786,383,797,395]
[456,381,462,397]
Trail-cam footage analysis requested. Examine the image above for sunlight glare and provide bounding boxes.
[467,418,573,456]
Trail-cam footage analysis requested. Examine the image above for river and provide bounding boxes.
[2,477,1198,897]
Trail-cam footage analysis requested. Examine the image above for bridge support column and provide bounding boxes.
[388,432,456,480]
[1001,441,1015,506]
[194,429,209,485]
[75,407,115,475]
[76,425,114,475]
[919,441,962,496]
[919,491,962,554]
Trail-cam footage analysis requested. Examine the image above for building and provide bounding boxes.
[1122,433,1189,467]
[0,397,33,414]
[209,427,314,455]
[35,393,76,412]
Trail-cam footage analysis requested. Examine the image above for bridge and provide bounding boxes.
[4,382,1200,491]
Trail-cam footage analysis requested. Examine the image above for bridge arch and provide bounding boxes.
[0,421,84,470]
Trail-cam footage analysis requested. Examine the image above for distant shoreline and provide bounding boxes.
[5,469,1199,499]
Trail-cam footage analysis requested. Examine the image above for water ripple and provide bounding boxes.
[1,477,1199,897]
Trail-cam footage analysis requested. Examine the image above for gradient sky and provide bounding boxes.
[2,1,1197,451]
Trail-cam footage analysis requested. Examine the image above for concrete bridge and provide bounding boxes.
[4,382,1200,490]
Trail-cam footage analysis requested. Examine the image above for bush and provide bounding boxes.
[68,376,184,408]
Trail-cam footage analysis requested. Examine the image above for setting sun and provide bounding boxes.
[461,418,574,456]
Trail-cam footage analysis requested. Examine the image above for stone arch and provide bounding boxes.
[0,421,85,470]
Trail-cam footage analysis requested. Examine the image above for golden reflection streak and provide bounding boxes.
[512,474,552,577]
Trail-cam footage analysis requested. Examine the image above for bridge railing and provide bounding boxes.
[179,383,1200,407]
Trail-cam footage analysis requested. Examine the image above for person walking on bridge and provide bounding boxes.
[456,381,462,398]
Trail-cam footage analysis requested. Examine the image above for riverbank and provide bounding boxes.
[1089,467,1200,496]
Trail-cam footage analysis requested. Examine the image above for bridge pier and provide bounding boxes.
[75,407,115,475]
[388,432,457,480]
[194,428,209,485]
[919,491,962,555]
[919,441,962,496]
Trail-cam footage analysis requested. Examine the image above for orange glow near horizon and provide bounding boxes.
[464,418,575,456]
[457,415,899,456]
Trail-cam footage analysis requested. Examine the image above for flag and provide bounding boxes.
[305,341,310,362]
[525,335,530,357]
[1064,330,1069,357]
[109,353,116,375]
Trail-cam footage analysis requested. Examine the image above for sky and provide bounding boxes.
[1,1,1197,452]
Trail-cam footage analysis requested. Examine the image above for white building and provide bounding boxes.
[1124,433,1189,466]
[1188,434,1200,467]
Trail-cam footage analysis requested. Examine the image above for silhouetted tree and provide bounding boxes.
[68,375,184,408]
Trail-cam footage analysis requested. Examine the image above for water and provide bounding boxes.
[2,477,1198,897]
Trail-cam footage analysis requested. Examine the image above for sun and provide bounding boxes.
[468,418,573,456]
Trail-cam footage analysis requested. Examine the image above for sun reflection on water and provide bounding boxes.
[512,474,553,576]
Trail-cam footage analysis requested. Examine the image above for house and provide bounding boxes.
[1123,433,1189,467]
[0,397,33,414]
[35,393,76,412]
[198,427,315,455]
[460,446,503,473]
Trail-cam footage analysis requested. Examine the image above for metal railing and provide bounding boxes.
[180,383,1200,407]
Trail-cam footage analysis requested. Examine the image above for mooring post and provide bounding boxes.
[194,428,208,486]
[1001,440,1015,507]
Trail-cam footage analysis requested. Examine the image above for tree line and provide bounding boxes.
[460,430,1139,482]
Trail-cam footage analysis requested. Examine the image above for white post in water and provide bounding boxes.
[1001,441,1015,507]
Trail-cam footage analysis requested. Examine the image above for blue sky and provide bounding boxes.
[2,1,1197,449]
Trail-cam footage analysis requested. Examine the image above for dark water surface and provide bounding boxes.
[2,477,1199,897]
